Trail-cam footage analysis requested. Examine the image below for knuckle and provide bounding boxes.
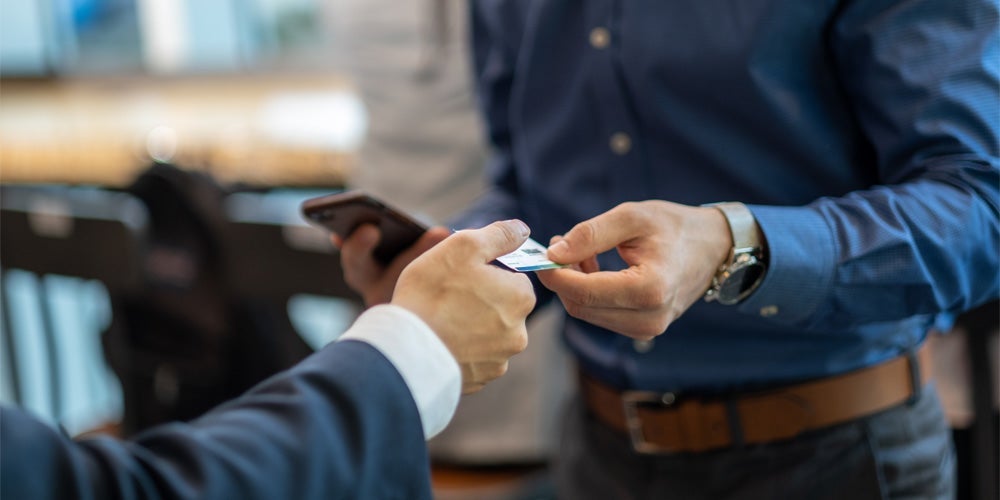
[574,287,600,308]
[495,221,519,247]
[441,234,477,265]
[557,285,588,307]
[508,328,529,355]
[448,231,476,250]
[637,317,670,338]
[636,285,670,309]
[516,278,537,310]
[571,221,598,247]
[480,362,508,382]
[448,231,477,252]
[519,294,537,317]
[342,269,359,287]
[618,201,638,214]
[632,331,658,342]
[562,300,584,319]
[343,269,368,290]
[615,201,643,223]
[617,201,655,229]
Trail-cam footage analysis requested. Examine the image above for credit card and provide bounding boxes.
[496,237,569,272]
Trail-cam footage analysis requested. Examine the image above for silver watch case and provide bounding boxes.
[704,247,766,305]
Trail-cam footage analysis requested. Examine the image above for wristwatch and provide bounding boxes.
[702,202,767,305]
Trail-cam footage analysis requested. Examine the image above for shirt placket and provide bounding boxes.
[585,0,649,206]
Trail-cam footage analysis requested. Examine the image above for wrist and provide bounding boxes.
[702,206,734,275]
[701,202,768,305]
[339,304,460,438]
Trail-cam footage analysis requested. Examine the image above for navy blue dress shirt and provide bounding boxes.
[0,341,432,499]
[460,0,1000,392]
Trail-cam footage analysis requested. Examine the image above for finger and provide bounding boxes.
[537,266,657,310]
[488,270,537,318]
[557,300,670,340]
[550,234,600,272]
[550,235,583,271]
[462,383,486,395]
[423,226,453,246]
[547,205,644,264]
[456,219,531,263]
[330,234,343,249]
[580,255,601,274]
[461,362,508,387]
[340,224,383,288]
[341,224,380,259]
[384,227,450,279]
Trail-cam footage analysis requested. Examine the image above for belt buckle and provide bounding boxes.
[621,390,678,454]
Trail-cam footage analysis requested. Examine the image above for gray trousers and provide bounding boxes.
[553,385,955,500]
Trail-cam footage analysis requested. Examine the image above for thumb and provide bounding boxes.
[548,209,638,263]
[464,219,531,262]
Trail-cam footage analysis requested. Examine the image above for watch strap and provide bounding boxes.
[708,202,760,252]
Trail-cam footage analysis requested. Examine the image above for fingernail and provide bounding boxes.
[510,219,530,237]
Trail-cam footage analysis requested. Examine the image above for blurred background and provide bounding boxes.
[1,1,568,498]
[1,0,365,432]
[1,0,363,187]
[2,2,994,500]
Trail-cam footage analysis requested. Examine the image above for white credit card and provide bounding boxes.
[496,237,568,272]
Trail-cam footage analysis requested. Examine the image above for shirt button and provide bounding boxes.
[760,305,779,317]
[610,132,632,155]
[589,27,611,49]
[633,339,654,353]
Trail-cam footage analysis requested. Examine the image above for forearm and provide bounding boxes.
[745,158,999,329]
[739,0,999,331]
[1,340,436,500]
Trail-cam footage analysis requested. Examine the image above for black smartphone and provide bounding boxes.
[301,190,428,265]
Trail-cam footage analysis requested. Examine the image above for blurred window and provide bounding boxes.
[0,0,331,77]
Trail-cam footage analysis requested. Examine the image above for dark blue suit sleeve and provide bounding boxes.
[0,340,432,500]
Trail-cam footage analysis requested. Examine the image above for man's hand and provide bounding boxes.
[537,201,731,340]
[338,225,452,306]
[392,220,537,393]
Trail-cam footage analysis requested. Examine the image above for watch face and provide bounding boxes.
[718,263,766,305]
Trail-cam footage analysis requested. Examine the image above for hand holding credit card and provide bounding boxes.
[494,236,569,272]
[303,190,564,273]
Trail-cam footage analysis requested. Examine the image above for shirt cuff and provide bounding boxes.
[739,204,837,327]
[338,304,461,439]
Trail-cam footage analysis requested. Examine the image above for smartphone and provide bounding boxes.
[301,190,428,265]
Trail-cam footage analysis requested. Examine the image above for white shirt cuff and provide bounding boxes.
[338,304,461,439]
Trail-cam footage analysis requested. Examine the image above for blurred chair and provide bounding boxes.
[221,190,363,350]
[956,301,998,500]
[930,299,999,500]
[0,180,364,438]
[221,191,359,302]
[0,184,148,428]
[102,166,341,435]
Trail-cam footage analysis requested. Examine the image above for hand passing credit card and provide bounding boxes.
[495,237,569,272]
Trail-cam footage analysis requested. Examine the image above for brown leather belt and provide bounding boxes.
[580,345,932,454]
